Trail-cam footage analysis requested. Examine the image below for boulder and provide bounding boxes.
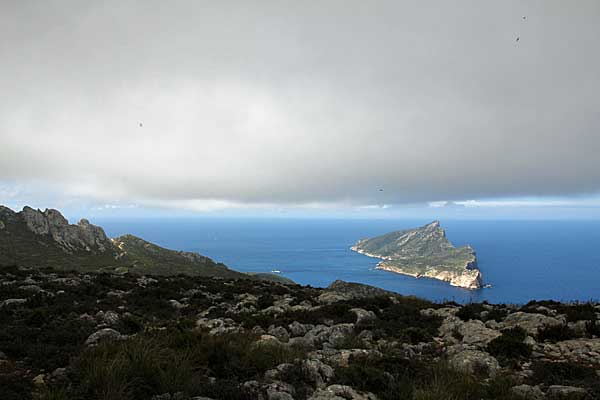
[97,310,120,325]
[458,320,501,347]
[309,384,377,400]
[510,384,544,400]
[541,338,600,365]
[268,326,290,343]
[265,381,295,400]
[0,298,27,307]
[350,308,377,327]
[302,359,334,388]
[85,328,124,346]
[501,312,564,335]
[327,324,355,347]
[448,349,500,377]
[546,385,588,400]
[289,321,314,337]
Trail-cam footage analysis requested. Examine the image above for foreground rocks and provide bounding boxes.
[1,265,599,400]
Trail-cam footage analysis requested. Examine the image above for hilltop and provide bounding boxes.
[0,205,286,283]
[351,221,482,289]
[1,265,598,400]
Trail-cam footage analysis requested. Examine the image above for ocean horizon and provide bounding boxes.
[98,218,600,304]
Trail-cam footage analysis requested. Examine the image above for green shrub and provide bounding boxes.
[456,303,486,321]
[531,361,598,387]
[537,324,580,343]
[487,327,531,362]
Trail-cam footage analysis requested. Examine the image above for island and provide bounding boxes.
[351,220,483,289]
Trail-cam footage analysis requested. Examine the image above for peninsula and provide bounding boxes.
[0,205,289,283]
[351,221,483,289]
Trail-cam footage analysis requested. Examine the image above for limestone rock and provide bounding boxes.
[289,321,314,337]
[350,308,377,327]
[0,298,27,307]
[501,312,564,335]
[268,325,290,343]
[85,328,124,346]
[21,206,110,253]
[546,385,588,400]
[510,384,544,400]
[449,349,500,377]
[309,384,377,400]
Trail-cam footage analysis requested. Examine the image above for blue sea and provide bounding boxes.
[97,219,600,304]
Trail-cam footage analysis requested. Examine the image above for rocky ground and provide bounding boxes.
[1,265,599,400]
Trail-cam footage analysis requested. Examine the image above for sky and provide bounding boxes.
[1,1,600,219]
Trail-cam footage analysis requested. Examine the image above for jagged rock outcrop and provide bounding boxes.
[351,221,483,289]
[21,207,110,253]
[0,205,288,282]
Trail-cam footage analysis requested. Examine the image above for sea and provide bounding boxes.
[97,218,600,305]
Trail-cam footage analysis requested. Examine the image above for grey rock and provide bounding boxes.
[350,308,377,327]
[546,385,588,400]
[309,384,377,400]
[541,338,600,365]
[305,325,332,347]
[502,312,564,335]
[18,284,43,292]
[96,310,120,325]
[0,298,27,307]
[510,384,544,400]
[317,292,351,305]
[302,359,334,388]
[169,299,187,310]
[328,323,355,347]
[85,328,124,346]
[449,349,500,377]
[266,381,295,400]
[255,335,282,346]
[458,320,501,347]
[268,325,290,343]
[289,321,314,337]
[195,318,241,335]
[21,207,110,253]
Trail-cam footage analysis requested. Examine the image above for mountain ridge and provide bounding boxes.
[0,205,289,283]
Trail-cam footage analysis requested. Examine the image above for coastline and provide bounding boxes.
[351,245,483,290]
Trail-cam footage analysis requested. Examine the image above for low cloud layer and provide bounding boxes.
[1,1,600,209]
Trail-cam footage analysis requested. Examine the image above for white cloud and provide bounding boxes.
[1,1,600,209]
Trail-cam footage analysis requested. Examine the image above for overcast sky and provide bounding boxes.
[1,1,600,217]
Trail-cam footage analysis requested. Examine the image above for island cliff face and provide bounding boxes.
[351,221,483,289]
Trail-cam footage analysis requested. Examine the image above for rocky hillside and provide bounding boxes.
[352,221,482,289]
[1,265,598,400]
[0,205,284,282]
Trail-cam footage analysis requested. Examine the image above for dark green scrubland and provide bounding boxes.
[1,266,599,400]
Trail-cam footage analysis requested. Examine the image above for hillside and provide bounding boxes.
[1,265,598,400]
[352,221,482,289]
[0,206,285,282]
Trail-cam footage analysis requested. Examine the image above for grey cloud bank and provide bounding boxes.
[1,1,599,209]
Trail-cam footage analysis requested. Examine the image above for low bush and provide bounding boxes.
[487,327,531,362]
[537,324,581,343]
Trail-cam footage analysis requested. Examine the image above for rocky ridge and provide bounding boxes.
[352,221,483,289]
[1,265,599,400]
[0,205,286,282]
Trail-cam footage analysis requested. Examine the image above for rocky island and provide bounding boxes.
[1,207,599,399]
[351,221,483,289]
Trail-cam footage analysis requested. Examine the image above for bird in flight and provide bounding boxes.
[522,16,527,20]
[139,122,143,127]
[379,189,384,192]
[516,37,520,42]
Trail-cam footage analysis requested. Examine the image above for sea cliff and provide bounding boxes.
[351,221,483,289]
